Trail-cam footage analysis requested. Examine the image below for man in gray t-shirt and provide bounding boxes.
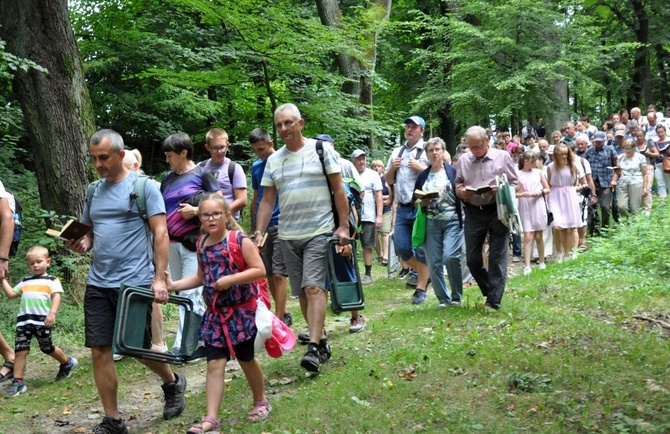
[68,129,186,433]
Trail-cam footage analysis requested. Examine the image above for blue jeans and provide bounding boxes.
[512,234,521,257]
[394,203,426,263]
[425,218,463,303]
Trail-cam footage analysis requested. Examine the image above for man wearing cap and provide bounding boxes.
[384,115,431,304]
[612,128,627,155]
[455,126,518,312]
[255,103,350,373]
[572,136,598,245]
[351,149,383,285]
[585,131,618,232]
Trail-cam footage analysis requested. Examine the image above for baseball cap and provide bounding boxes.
[615,130,626,137]
[593,131,606,142]
[351,149,366,159]
[315,134,335,144]
[404,115,426,129]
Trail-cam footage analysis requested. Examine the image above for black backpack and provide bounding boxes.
[315,140,359,238]
[5,190,22,256]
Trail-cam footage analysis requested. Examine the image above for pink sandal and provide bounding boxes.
[248,399,272,422]
[186,416,220,433]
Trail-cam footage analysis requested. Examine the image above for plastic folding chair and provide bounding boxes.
[325,237,365,314]
[113,284,201,364]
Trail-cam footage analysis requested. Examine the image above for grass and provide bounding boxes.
[0,208,669,433]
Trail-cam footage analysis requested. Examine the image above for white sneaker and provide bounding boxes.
[349,315,366,333]
[570,251,578,260]
[151,342,169,353]
[538,262,546,270]
[555,253,564,263]
[112,354,123,362]
[523,266,531,276]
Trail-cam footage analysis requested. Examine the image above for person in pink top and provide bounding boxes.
[547,143,587,262]
[515,152,550,275]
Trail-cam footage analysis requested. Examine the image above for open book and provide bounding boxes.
[46,219,91,241]
[465,185,493,194]
[414,189,440,200]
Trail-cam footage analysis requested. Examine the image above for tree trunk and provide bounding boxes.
[315,0,362,96]
[655,44,670,106]
[359,0,392,150]
[0,0,94,217]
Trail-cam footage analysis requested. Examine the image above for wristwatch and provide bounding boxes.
[254,230,264,237]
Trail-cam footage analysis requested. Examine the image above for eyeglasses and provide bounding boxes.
[210,146,227,153]
[200,211,223,220]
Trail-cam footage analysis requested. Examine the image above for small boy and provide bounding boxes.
[0,246,78,397]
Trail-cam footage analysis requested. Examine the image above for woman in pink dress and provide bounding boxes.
[516,152,550,275]
[547,143,587,262]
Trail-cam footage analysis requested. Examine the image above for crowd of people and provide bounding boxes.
[0,102,667,433]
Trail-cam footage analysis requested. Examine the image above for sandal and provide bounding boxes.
[186,416,219,434]
[0,362,14,383]
[248,399,272,422]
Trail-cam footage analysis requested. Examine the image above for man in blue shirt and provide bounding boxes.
[249,128,291,327]
[69,129,186,434]
[584,131,618,232]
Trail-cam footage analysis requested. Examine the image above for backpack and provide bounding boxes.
[198,159,237,186]
[85,175,150,220]
[85,175,153,259]
[5,190,22,257]
[398,145,424,160]
[315,140,359,238]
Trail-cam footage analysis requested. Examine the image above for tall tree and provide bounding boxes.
[0,0,94,217]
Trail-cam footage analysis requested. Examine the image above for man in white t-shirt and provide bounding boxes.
[255,103,350,373]
[351,149,382,285]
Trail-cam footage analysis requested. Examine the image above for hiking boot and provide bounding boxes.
[4,379,26,398]
[298,330,310,344]
[412,289,427,305]
[56,357,78,380]
[361,275,374,285]
[318,341,332,363]
[161,372,186,420]
[300,344,321,372]
[349,315,366,333]
[406,272,418,287]
[93,416,128,434]
[396,268,410,280]
[282,312,293,326]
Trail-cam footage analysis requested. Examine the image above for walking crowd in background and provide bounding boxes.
[0,102,667,433]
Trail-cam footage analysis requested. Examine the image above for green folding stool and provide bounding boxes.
[113,284,201,365]
[325,237,365,314]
